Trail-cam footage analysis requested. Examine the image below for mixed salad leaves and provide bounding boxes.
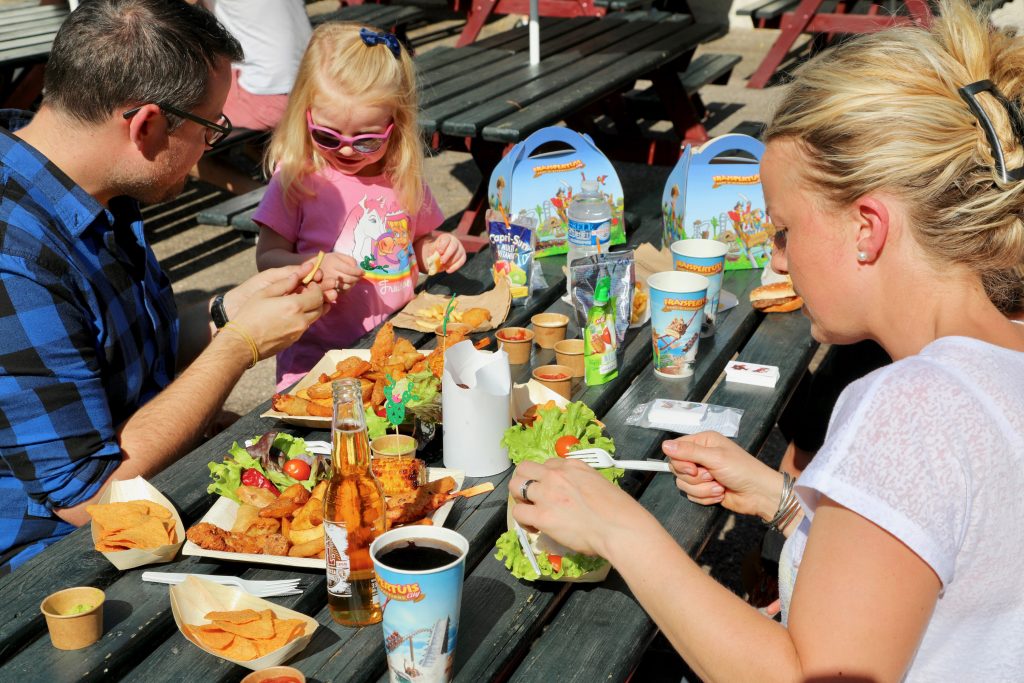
[207,432,328,503]
[495,401,623,581]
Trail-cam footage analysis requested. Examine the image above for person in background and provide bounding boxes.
[509,1,1024,678]
[254,22,466,390]
[0,0,332,574]
[195,0,311,131]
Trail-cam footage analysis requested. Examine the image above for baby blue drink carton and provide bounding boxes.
[488,127,626,260]
[662,134,776,270]
[372,526,469,683]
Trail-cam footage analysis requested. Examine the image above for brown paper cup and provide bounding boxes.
[553,339,585,378]
[531,313,569,349]
[370,434,418,460]
[435,322,472,344]
[41,586,105,650]
[531,365,573,399]
[241,666,306,683]
[497,327,535,364]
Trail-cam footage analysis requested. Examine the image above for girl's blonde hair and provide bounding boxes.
[765,0,1024,312]
[266,22,423,212]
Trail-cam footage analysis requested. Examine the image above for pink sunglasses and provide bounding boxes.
[306,110,394,154]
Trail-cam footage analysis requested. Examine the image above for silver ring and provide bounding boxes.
[519,479,537,503]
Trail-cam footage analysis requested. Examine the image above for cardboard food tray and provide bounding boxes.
[170,576,318,671]
[391,279,511,333]
[182,467,465,569]
[261,349,371,427]
[90,476,186,571]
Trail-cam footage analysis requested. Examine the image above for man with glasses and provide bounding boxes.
[0,0,332,574]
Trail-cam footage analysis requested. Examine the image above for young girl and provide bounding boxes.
[253,23,466,389]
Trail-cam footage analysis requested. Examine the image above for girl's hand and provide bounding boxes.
[508,458,644,559]
[430,232,466,274]
[663,432,782,521]
[226,266,327,359]
[318,253,364,292]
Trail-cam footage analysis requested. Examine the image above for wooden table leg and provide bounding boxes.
[457,0,500,47]
[747,0,823,89]
[651,60,709,145]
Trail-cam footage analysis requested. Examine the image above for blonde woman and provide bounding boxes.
[510,1,1024,679]
[254,23,466,389]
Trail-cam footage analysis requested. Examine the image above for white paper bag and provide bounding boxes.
[442,342,512,476]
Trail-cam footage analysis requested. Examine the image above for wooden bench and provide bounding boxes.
[311,3,429,50]
[0,2,69,108]
[624,51,742,122]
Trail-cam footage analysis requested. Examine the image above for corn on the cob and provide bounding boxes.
[371,457,426,496]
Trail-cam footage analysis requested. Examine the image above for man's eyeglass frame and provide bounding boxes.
[122,102,232,146]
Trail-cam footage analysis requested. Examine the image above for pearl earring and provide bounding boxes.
[857,251,870,262]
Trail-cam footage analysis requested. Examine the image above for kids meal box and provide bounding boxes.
[487,127,626,304]
[662,134,776,270]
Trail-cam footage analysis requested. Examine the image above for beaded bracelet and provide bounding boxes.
[221,321,260,369]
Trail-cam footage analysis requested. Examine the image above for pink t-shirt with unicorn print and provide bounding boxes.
[253,166,444,388]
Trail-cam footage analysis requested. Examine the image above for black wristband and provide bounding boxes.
[211,294,229,329]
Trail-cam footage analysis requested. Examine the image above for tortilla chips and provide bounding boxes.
[185,608,306,661]
[87,499,177,551]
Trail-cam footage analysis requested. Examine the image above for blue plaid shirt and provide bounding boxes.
[0,111,179,574]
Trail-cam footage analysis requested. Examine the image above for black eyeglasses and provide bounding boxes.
[122,101,232,146]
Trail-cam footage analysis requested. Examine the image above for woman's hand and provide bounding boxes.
[664,432,782,521]
[509,458,646,558]
[318,252,364,292]
[225,265,328,359]
[429,232,466,274]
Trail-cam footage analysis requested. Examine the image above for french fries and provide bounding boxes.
[413,302,492,331]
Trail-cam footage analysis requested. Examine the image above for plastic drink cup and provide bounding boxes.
[647,271,709,378]
[371,526,469,683]
[670,239,728,337]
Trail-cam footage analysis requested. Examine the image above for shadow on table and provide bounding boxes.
[103,599,133,633]
[452,575,517,668]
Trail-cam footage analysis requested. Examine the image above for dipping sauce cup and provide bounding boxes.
[435,322,471,345]
[553,339,585,378]
[497,327,534,365]
[41,586,105,650]
[530,313,569,349]
[370,434,418,460]
[531,364,573,398]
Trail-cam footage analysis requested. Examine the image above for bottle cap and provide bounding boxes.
[594,276,611,304]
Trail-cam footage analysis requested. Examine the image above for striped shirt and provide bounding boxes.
[0,110,179,574]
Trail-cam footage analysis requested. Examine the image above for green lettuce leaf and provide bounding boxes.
[365,407,390,440]
[206,433,312,502]
[500,402,620,481]
[493,529,608,581]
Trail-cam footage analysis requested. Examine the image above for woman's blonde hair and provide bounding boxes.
[265,23,424,212]
[765,0,1024,311]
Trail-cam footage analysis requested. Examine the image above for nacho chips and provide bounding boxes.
[186,608,306,661]
[88,499,176,551]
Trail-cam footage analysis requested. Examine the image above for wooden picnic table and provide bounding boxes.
[0,206,816,680]
[416,11,728,246]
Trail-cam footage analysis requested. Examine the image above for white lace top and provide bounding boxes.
[779,336,1024,679]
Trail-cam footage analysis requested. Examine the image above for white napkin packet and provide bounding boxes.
[627,400,742,437]
[725,360,780,388]
[647,399,707,428]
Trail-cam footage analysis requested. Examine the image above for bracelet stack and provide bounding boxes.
[765,472,801,533]
[221,321,260,369]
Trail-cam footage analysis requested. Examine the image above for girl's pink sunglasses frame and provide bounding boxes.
[306,110,394,153]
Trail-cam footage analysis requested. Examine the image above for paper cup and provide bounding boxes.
[530,313,569,349]
[531,365,573,399]
[647,271,709,378]
[41,586,105,650]
[496,327,535,365]
[435,322,471,344]
[170,577,318,671]
[89,476,185,570]
[553,339,585,378]
[371,434,418,460]
[371,526,469,683]
[670,239,728,337]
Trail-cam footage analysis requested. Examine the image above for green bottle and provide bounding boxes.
[584,276,618,385]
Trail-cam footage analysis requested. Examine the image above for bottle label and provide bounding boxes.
[324,521,351,597]
[568,219,611,247]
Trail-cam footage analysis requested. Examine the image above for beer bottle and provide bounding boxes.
[324,377,386,626]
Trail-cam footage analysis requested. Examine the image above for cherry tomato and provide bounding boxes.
[548,554,563,574]
[554,435,580,458]
[374,405,387,418]
[283,459,311,481]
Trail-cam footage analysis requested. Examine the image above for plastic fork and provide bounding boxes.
[141,572,304,597]
[567,448,672,472]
